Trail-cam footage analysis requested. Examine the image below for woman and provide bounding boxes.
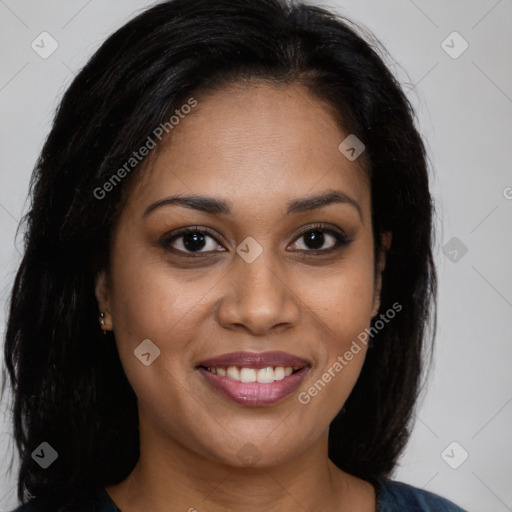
[2,0,466,510]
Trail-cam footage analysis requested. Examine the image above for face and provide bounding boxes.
[96,82,387,468]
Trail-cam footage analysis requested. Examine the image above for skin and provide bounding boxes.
[96,82,390,512]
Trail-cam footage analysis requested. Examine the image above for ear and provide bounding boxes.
[95,269,113,329]
[371,231,392,318]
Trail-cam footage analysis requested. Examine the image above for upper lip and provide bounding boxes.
[197,351,311,369]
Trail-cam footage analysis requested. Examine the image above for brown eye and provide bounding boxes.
[289,224,351,253]
[161,228,225,254]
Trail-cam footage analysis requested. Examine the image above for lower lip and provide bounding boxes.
[197,367,309,407]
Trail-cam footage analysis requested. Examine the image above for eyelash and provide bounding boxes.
[160,223,352,257]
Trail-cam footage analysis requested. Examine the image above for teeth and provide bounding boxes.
[274,366,285,381]
[240,368,257,383]
[207,365,298,382]
[257,367,275,383]
[227,366,240,380]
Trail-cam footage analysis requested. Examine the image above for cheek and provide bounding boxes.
[107,255,207,422]
[294,256,375,414]
[303,257,376,346]
[109,243,208,344]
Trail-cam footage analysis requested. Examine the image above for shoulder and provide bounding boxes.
[6,488,119,512]
[376,478,467,512]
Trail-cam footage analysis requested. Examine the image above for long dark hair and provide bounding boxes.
[2,0,436,505]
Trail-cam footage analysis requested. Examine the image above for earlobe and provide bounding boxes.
[371,281,382,317]
[95,270,114,332]
[94,270,110,311]
[378,231,392,273]
[371,231,392,318]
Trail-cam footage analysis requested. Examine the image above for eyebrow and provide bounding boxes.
[143,189,362,219]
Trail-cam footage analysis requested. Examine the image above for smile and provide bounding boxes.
[196,351,311,407]
[205,365,298,382]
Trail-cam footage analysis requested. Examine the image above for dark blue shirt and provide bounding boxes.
[9,478,467,511]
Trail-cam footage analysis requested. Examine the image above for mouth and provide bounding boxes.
[196,351,311,407]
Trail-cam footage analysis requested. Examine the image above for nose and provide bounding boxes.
[215,250,301,336]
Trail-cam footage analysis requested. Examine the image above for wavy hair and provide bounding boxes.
[2,0,436,505]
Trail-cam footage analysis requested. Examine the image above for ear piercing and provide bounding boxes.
[99,312,111,334]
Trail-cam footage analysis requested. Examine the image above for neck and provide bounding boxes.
[106,410,376,512]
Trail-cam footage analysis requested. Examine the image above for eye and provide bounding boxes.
[289,223,351,253]
[160,227,225,254]
[160,223,351,256]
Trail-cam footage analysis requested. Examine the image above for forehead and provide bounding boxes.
[124,83,370,221]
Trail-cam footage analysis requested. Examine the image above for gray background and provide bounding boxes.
[0,1,511,511]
